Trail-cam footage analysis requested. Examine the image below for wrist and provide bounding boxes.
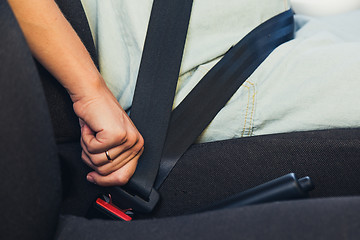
[71,74,121,122]
[67,73,108,104]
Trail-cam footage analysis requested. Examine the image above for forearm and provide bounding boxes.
[8,0,103,102]
[8,0,143,186]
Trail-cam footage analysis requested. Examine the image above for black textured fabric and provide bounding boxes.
[59,128,360,220]
[155,128,360,217]
[0,2,62,239]
[56,197,360,240]
[37,0,98,143]
[58,142,104,217]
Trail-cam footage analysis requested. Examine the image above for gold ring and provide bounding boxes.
[105,151,112,161]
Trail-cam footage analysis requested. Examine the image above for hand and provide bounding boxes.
[8,0,143,186]
[73,80,144,187]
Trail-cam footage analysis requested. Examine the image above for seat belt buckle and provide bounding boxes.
[94,194,134,221]
[87,187,159,220]
[110,186,160,213]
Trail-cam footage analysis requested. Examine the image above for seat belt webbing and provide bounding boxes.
[109,0,194,212]
[110,8,294,213]
[155,9,295,188]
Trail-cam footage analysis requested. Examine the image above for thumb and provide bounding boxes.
[81,122,94,136]
[86,160,138,186]
[81,123,105,153]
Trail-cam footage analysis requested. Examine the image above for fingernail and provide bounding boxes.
[87,175,96,184]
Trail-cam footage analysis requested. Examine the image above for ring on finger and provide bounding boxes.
[105,151,112,162]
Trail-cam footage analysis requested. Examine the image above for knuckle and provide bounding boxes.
[97,166,109,176]
[133,143,143,154]
[87,145,98,154]
[91,157,102,166]
[126,132,138,145]
[138,135,144,148]
[81,134,91,146]
[115,174,131,186]
[114,131,127,144]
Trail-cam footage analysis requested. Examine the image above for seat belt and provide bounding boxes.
[97,8,295,217]
[107,0,194,213]
[155,9,295,188]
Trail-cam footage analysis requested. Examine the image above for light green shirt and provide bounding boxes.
[80,0,360,142]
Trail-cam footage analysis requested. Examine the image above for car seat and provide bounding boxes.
[1,1,360,239]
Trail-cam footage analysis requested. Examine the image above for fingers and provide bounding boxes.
[86,151,140,186]
[81,122,143,154]
[80,137,137,167]
[80,118,144,186]
[81,123,125,153]
[81,143,144,176]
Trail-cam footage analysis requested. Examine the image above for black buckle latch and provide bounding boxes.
[88,187,159,220]
[109,186,160,213]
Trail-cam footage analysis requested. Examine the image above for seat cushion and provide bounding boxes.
[56,196,360,240]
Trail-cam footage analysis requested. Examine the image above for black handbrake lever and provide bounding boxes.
[197,173,314,212]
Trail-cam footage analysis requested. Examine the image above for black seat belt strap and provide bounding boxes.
[155,9,295,188]
[109,0,194,213]
[106,8,293,214]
